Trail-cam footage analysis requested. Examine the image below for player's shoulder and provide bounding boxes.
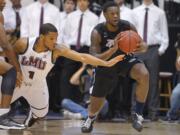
[14,38,28,54]
[93,22,106,33]
[94,22,105,29]
[16,37,28,45]
[118,19,131,27]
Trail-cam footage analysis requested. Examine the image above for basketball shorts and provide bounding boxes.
[11,81,49,118]
[90,55,142,97]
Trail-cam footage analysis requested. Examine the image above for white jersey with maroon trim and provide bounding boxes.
[19,37,53,88]
[11,37,54,117]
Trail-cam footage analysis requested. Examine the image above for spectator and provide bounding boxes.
[61,64,109,120]
[57,0,99,109]
[20,0,60,38]
[166,34,180,122]
[58,0,75,43]
[132,0,169,121]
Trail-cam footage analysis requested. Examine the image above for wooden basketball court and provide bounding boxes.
[0,119,179,135]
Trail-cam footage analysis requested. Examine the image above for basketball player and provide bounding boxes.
[0,23,123,129]
[0,0,23,129]
[81,1,149,133]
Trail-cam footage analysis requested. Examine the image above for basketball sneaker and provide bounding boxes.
[131,112,144,132]
[24,111,38,127]
[81,117,96,133]
[0,117,25,130]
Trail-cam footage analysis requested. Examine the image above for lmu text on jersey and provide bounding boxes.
[21,56,47,70]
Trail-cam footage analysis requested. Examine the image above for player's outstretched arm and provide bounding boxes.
[54,45,124,67]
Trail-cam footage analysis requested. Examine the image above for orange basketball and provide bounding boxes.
[115,30,142,53]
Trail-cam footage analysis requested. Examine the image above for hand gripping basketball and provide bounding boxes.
[115,30,142,53]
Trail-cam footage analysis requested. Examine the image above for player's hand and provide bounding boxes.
[106,39,119,54]
[16,71,23,88]
[106,54,125,67]
[134,41,148,54]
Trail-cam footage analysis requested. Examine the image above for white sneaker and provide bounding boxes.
[63,110,82,120]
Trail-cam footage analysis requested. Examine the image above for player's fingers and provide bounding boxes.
[107,55,125,67]
[116,54,125,61]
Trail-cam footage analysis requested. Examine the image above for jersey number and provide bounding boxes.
[28,71,35,79]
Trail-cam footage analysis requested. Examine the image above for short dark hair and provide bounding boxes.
[39,23,58,35]
[102,1,118,13]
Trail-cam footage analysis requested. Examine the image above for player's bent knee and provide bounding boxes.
[135,65,149,83]
[139,68,149,82]
[1,67,16,95]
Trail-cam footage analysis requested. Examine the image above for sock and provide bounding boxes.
[0,108,10,116]
[135,101,145,115]
[89,115,96,120]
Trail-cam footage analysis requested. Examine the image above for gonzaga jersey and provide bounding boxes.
[95,20,132,54]
[19,37,53,88]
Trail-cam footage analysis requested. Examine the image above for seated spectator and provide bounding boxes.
[166,34,180,122]
[61,64,109,120]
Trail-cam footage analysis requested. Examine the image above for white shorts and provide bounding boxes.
[11,82,49,118]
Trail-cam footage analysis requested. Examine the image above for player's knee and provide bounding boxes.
[1,67,16,95]
[136,66,149,84]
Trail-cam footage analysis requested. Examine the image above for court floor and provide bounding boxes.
[0,119,179,135]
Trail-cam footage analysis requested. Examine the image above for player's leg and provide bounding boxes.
[130,63,149,132]
[81,74,118,133]
[23,86,49,127]
[0,61,14,108]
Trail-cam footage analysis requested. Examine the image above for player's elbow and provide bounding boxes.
[70,78,80,85]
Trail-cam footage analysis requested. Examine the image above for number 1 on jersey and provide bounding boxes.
[28,71,35,79]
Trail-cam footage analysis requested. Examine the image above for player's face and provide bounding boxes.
[104,6,120,27]
[64,0,75,14]
[77,0,89,12]
[44,32,58,51]
[0,0,6,11]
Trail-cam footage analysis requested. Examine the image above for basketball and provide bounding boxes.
[115,30,142,53]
